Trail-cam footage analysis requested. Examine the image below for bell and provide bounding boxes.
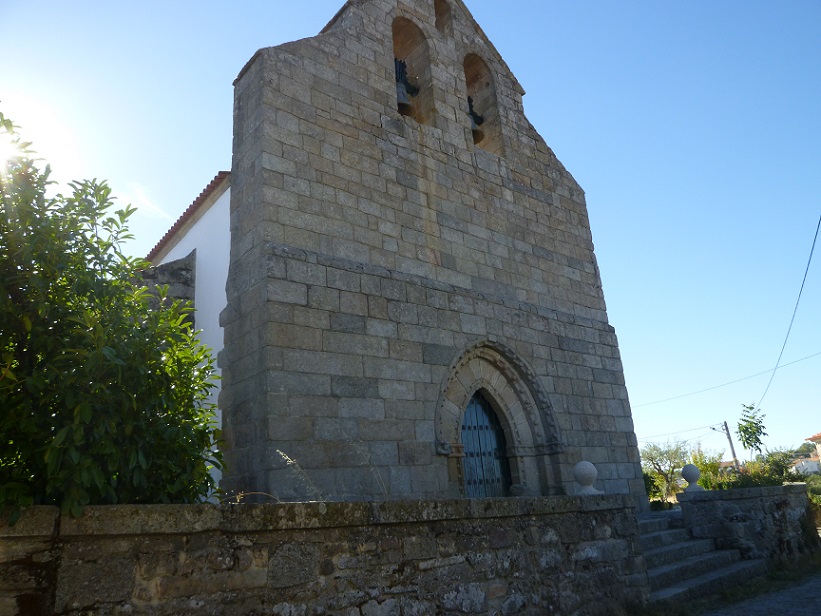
[467,96,485,144]
[397,81,414,117]
[395,58,418,117]
[470,115,485,144]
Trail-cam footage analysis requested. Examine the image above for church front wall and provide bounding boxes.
[220,0,645,504]
[224,242,636,501]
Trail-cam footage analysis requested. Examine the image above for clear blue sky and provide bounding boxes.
[2,1,819,458]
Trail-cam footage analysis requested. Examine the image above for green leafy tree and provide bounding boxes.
[706,449,803,491]
[0,112,222,519]
[736,403,767,457]
[793,442,816,456]
[757,448,794,477]
[643,471,663,501]
[641,441,688,502]
[688,444,724,490]
[806,474,821,503]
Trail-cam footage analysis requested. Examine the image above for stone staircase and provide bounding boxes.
[638,510,768,604]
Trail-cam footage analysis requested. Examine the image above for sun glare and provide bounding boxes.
[0,128,19,166]
[1,94,82,187]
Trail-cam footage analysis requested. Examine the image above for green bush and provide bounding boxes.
[641,441,687,502]
[643,471,663,501]
[1,112,221,520]
[688,444,723,490]
[705,454,805,491]
[806,475,821,505]
[806,480,821,532]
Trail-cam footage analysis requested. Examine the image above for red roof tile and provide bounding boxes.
[146,171,230,262]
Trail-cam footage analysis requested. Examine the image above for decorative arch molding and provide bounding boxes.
[434,339,565,496]
[435,339,563,459]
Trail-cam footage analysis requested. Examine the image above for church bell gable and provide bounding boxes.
[221,0,644,506]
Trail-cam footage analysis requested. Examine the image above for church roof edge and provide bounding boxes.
[146,171,231,263]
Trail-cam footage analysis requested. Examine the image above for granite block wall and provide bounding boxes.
[0,498,648,615]
[677,484,820,561]
[219,0,645,505]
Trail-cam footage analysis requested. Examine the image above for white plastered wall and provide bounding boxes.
[154,182,231,484]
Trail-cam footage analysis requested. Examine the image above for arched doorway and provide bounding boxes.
[435,340,565,497]
[461,392,512,497]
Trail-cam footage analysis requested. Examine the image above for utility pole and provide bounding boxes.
[711,421,740,469]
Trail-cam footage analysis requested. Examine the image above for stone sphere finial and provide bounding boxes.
[681,463,704,492]
[574,461,603,496]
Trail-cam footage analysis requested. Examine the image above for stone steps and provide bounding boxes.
[649,559,768,603]
[637,511,684,534]
[640,528,691,552]
[648,549,743,591]
[643,536,715,570]
[638,511,768,605]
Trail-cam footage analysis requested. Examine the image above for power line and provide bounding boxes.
[757,212,821,408]
[637,423,723,442]
[632,350,821,408]
[678,430,720,445]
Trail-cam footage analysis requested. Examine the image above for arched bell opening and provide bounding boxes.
[434,0,453,35]
[463,53,503,155]
[392,17,434,124]
[460,391,513,498]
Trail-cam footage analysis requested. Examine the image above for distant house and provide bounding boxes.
[806,432,821,466]
[792,456,820,476]
[808,432,821,460]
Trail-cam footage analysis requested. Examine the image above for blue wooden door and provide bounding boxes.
[461,393,512,497]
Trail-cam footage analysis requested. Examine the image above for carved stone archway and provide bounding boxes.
[435,339,564,496]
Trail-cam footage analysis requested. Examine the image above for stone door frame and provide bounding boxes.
[435,338,564,496]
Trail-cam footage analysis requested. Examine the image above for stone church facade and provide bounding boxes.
[220,0,645,505]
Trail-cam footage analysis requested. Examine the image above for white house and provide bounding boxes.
[792,457,821,476]
[808,432,821,460]
[146,171,231,482]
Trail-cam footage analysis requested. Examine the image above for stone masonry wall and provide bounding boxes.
[141,249,196,325]
[220,0,645,505]
[0,497,648,615]
[677,484,820,561]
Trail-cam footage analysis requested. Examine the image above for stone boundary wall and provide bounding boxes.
[677,484,820,561]
[1,496,647,615]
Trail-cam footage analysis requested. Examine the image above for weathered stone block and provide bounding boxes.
[268,544,320,589]
[55,559,135,611]
[398,441,433,466]
[268,279,308,305]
